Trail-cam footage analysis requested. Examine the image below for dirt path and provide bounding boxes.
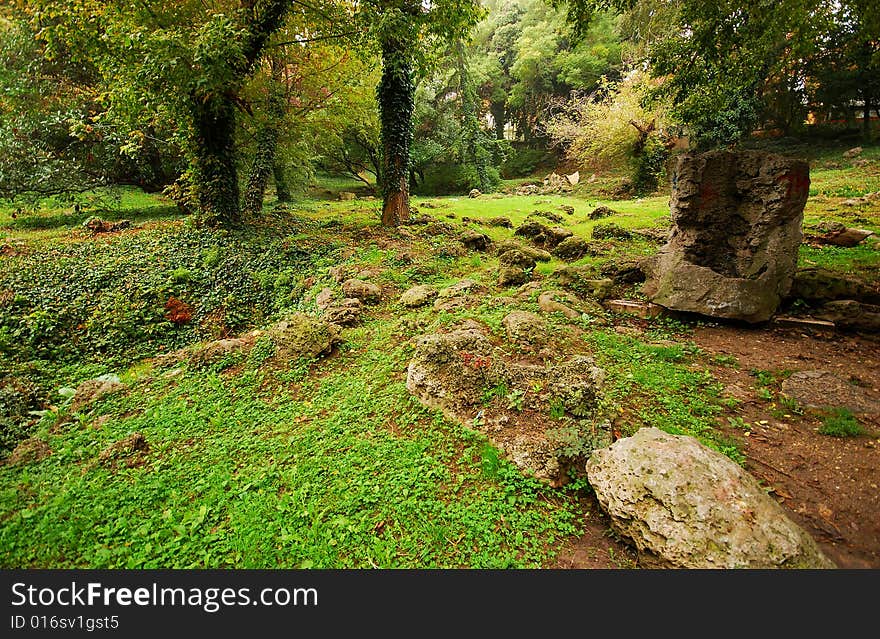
[552,322,880,569]
[694,324,880,569]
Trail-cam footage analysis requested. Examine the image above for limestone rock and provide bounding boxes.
[781,369,880,413]
[341,278,382,303]
[586,427,836,569]
[495,241,552,262]
[589,206,617,220]
[71,375,125,411]
[267,313,341,361]
[554,267,614,300]
[315,287,335,310]
[514,220,572,249]
[498,267,531,287]
[538,290,605,319]
[97,432,149,468]
[645,150,809,323]
[399,285,438,308]
[600,257,648,284]
[406,324,607,485]
[324,299,363,327]
[337,191,356,201]
[788,267,880,305]
[591,222,633,240]
[552,236,592,261]
[469,189,482,198]
[502,311,548,348]
[461,230,493,252]
[498,248,537,271]
[486,216,513,228]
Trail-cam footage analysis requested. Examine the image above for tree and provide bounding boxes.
[355,0,484,226]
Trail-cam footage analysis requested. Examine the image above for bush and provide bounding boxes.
[500,148,553,179]
[413,163,501,196]
[631,135,669,195]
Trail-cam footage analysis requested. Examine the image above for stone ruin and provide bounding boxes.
[644,150,810,323]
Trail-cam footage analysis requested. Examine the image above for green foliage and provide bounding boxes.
[818,408,865,437]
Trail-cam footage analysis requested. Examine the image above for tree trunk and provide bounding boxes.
[490,101,506,140]
[457,41,492,193]
[191,94,241,228]
[243,59,286,217]
[378,40,415,227]
[863,99,873,141]
[273,161,291,202]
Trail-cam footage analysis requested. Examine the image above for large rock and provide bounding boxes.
[815,300,880,334]
[406,324,607,485]
[399,285,438,308]
[552,236,592,261]
[586,427,836,569]
[267,313,341,361]
[787,268,880,305]
[502,311,548,348]
[645,150,809,323]
[71,375,126,411]
[514,221,572,249]
[341,278,383,303]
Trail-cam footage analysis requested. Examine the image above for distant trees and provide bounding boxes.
[559,0,880,147]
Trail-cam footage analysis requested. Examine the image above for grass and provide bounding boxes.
[1,139,878,568]
[818,408,865,438]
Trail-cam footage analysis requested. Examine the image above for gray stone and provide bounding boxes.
[645,150,809,323]
[337,191,356,201]
[788,268,880,305]
[498,267,530,287]
[552,236,592,261]
[514,220,572,249]
[502,311,548,348]
[815,299,880,334]
[71,375,125,411]
[538,290,605,319]
[586,427,836,569]
[486,216,513,228]
[399,285,438,308]
[781,370,880,414]
[341,278,382,303]
[267,313,341,361]
[315,287,335,310]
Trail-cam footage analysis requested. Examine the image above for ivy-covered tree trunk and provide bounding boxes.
[273,161,291,202]
[490,101,506,140]
[243,59,287,217]
[191,94,241,228]
[189,0,293,228]
[378,40,415,227]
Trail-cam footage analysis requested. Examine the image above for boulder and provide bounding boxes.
[399,285,438,308]
[809,223,874,247]
[97,432,149,468]
[315,287,335,310]
[645,150,809,323]
[460,230,493,252]
[495,241,552,262]
[502,311,548,348]
[498,248,537,271]
[323,299,363,327]
[586,427,836,569]
[469,189,482,198]
[554,267,614,300]
[71,375,125,411]
[528,210,565,224]
[552,236,592,261]
[591,222,633,240]
[787,268,880,305]
[498,267,530,287]
[337,191,356,201]
[341,278,382,303]
[486,216,513,228]
[588,206,617,220]
[5,437,51,466]
[514,220,572,249]
[267,313,341,361]
[406,324,607,485]
[538,290,605,319]
[815,300,880,334]
[600,257,648,284]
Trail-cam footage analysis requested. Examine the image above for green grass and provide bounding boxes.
[818,408,864,438]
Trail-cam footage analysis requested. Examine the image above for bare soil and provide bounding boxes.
[551,321,880,569]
